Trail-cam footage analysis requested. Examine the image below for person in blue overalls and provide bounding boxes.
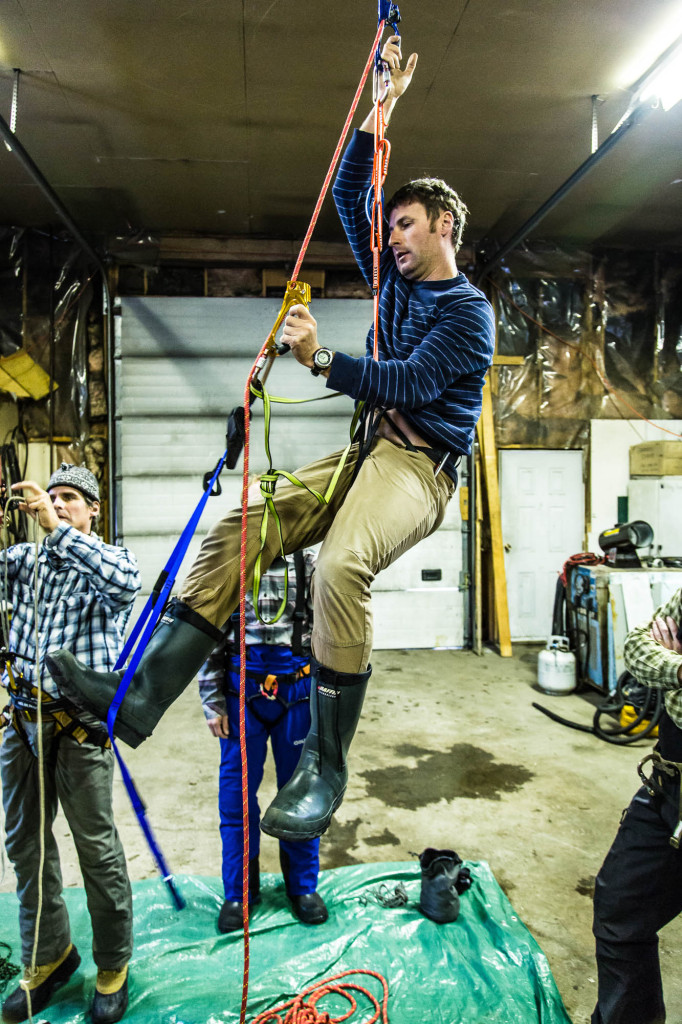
[198,548,328,932]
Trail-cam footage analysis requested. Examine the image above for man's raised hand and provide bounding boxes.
[11,481,60,533]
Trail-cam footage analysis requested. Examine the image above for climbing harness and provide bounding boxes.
[1,496,49,1022]
[221,552,312,727]
[637,751,682,849]
[223,666,311,730]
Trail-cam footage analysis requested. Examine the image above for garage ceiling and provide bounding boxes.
[1,0,682,255]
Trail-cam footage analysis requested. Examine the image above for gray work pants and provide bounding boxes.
[181,438,455,673]
[0,720,133,969]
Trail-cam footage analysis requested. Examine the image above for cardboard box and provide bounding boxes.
[630,441,682,476]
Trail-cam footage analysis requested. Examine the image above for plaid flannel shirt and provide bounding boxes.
[623,587,682,729]
[198,550,315,720]
[1,522,141,705]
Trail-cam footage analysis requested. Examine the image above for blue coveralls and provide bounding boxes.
[218,643,320,900]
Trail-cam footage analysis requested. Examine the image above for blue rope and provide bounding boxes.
[106,450,228,910]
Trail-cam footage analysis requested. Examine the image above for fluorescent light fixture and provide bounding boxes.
[637,38,682,110]
[613,34,682,131]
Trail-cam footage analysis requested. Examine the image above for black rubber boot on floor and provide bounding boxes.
[45,600,223,748]
[279,849,328,925]
[218,857,261,933]
[1,944,80,1024]
[418,848,467,924]
[260,661,371,842]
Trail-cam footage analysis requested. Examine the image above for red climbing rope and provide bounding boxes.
[250,969,390,1024]
[236,22,393,1024]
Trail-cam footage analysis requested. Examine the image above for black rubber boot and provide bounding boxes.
[45,600,223,748]
[218,857,261,933]
[418,848,469,924]
[279,849,328,925]
[260,661,371,842]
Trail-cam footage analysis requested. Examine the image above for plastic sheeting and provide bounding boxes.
[0,862,571,1024]
[491,244,682,448]
[0,228,98,458]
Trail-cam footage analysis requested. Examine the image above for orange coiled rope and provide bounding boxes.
[250,969,390,1024]
[237,21,390,1024]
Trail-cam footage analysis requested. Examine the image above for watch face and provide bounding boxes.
[314,349,332,369]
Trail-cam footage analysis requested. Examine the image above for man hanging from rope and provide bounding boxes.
[46,37,495,843]
[1,464,140,1024]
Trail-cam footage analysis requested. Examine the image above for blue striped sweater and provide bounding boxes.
[329,129,495,457]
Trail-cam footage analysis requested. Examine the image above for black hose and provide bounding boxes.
[551,577,566,637]
[533,671,665,746]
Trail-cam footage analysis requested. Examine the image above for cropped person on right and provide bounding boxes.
[591,590,682,1024]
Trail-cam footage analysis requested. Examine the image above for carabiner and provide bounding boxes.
[372,59,392,105]
[265,279,312,358]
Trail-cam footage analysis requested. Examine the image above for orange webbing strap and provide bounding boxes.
[236,22,392,1024]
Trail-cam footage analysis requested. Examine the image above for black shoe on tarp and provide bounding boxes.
[418,848,469,924]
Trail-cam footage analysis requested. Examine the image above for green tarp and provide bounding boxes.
[0,861,571,1023]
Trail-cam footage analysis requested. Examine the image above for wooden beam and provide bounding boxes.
[121,234,476,270]
[157,236,356,267]
[492,354,525,365]
[476,376,512,657]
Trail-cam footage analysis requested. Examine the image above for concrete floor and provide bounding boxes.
[2,645,681,1023]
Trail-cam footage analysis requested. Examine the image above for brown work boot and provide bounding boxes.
[1,944,80,1024]
[91,964,129,1024]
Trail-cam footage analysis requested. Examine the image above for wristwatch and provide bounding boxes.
[311,348,334,376]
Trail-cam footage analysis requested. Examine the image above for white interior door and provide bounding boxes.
[500,449,584,641]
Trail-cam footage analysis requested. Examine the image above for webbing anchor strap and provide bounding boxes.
[105,451,229,911]
[249,378,357,625]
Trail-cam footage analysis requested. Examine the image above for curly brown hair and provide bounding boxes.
[386,178,469,254]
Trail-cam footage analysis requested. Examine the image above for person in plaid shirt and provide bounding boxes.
[591,591,682,1024]
[199,548,328,932]
[0,463,140,1024]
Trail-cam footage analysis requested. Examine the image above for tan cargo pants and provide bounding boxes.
[181,437,455,674]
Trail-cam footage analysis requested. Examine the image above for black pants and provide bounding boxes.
[592,714,682,1024]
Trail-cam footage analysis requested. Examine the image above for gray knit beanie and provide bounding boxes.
[47,462,100,503]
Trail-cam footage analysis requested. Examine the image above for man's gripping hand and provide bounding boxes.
[380,35,418,102]
[282,304,320,370]
[11,481,60,533]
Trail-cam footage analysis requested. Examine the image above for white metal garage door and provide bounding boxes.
[116,296,465,649]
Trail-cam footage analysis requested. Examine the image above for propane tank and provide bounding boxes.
[537,636,576,695]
